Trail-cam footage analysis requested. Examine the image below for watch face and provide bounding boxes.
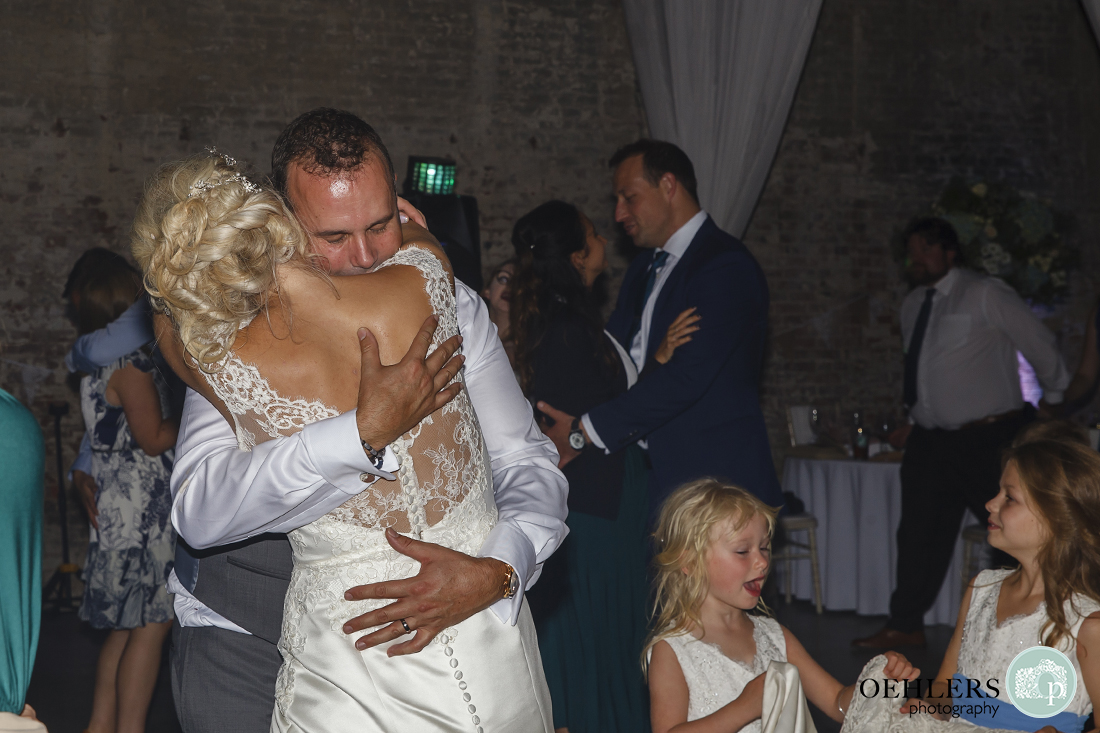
[508,570,521,596]
[569,431,586,451]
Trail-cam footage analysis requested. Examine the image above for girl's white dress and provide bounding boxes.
[201,248,553,733]
[663,615,787,732]
[841,568,1100,732]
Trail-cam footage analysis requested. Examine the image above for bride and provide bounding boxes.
[130,152,553,732]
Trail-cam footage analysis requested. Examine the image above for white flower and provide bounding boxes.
[980,242,1011,275]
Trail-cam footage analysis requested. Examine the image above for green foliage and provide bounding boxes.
[896,178,1078,304]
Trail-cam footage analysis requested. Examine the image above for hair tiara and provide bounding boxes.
[188,148,261,198]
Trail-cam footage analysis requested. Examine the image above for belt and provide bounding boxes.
[959,408,1025,431]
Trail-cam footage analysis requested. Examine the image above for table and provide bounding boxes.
[776,456,982,627]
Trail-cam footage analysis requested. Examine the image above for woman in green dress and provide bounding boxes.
[0,386,45,731]
[511,201,695,733]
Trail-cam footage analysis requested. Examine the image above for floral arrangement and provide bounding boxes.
[902,178,1077,305]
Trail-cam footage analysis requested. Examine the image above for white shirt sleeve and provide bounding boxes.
[454,282,569,625]
[170,389,397,549]
[982,278,1071,403]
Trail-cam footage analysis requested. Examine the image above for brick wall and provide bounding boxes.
[0,0,645,581]
[746,0,1100,467]
[5,0,1100,581]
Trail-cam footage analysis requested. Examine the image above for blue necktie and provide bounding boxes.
[903,288,936,407]
[627,249,670,347]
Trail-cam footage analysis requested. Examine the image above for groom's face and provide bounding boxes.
[286,158,401,276]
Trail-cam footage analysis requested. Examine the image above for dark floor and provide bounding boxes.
[772,600,954,733]
[26,610,181,733]
[25,599,951,733]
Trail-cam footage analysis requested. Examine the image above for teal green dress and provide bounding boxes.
[0,388,44,714]
[530,447,650,733]
[525,308,651,733]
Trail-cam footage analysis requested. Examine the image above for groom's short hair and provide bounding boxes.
[271,108,396,204]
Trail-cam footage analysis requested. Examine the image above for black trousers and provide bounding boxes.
[887,409,1031,633]
[171,622,282,733]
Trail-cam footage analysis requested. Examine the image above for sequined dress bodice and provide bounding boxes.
[664,616,787,731]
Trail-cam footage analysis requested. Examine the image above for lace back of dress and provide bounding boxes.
[336,247,489,537]
[199,242,490,534]
[201,246,489,539]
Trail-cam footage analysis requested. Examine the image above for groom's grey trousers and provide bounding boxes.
[170,535,292,733]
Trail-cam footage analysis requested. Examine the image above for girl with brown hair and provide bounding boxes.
[846,438,1100,732]
[67,249,178,733]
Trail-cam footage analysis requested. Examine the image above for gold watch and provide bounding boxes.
[501,563,520,599]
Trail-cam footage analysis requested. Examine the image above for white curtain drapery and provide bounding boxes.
[621,0,823,237]
[1083,0,1100,41]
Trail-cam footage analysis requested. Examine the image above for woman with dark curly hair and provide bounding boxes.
[512,201,696,733]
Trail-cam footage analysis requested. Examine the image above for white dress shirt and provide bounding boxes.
[169,280,569,630]
[902,267,1069,430]
[582,209,707,450]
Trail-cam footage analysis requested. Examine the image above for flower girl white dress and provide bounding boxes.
[841,568,1098,733]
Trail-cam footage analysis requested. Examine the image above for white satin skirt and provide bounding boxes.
[270,599,552,733]
[270,508,553,733]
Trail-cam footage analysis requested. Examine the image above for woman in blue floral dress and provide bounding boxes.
[68,249,178,733]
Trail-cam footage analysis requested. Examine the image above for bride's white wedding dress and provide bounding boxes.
[200,247,553,733]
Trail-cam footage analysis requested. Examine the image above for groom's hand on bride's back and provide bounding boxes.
[355,314,464,450]
[341,528,510,656]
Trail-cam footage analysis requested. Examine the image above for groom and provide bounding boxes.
[152,110,568,731]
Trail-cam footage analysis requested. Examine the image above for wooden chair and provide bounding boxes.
[774,513,823,614]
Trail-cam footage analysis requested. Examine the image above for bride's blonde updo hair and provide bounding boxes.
[130,152,310,371]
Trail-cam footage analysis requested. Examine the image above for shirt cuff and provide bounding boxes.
[580,413,609,454]
[1043,390,1064,405]
[300,410,397,492]
[478,521,537,626]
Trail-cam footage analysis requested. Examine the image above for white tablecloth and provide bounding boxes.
[776,456,980,627]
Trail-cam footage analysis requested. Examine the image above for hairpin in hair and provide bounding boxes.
[188,147,262,198]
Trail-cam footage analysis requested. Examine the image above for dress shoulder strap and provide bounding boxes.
[661,633,702,679]
[751,615,787,663]
[374,245,459,344]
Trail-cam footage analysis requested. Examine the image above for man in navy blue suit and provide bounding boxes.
[538,139,783,517]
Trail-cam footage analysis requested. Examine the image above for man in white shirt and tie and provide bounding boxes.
[853,216,1070,648]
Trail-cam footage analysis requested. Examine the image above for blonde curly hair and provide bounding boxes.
[130,153,311,371]
[643,478,779,675]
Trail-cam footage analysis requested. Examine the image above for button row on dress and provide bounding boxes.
[440,631,482,733]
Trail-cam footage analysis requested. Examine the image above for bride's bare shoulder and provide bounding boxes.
[329,245,455,363]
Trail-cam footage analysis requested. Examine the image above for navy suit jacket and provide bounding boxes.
[588,216,783,514]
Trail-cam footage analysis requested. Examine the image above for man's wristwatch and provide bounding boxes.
[501,563,520,599]
[360,439,386,470]
[568,418,587,452]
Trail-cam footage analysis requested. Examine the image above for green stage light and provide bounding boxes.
[407,157,456,195]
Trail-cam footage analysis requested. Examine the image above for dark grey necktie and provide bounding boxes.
[626,249,670,346]
[903,288,936,407]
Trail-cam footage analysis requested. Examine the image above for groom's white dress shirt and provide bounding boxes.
[167,280,569,631]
